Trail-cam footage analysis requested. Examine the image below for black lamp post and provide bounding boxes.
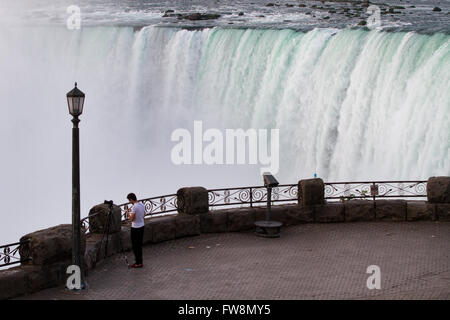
[66,82,86,290]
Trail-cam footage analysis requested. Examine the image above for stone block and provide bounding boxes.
[142,220,153,245]
[254,206,268,221]
[174,215,201,238]
[255,204,314,225]
[268,205,290,224]
[0,266,27,300]
[314,203,345,222]
[227,208,256,232]
[286,205,315,224]
[435,203,450,222]
[406,201,435,221]
[88,233,116,260]
[298,178,325,205]
[427,176,450,203]
[200,211,228,233]
[375,200,407,221]
[254,205,285,222]
[119,226,132,250]
[88,203,122,234]
[20,224,86,266]
[149,216,176,243]
[344,200,375,222]
[84,242,99,271]
[23,262,70,294]
[177,187,209,214]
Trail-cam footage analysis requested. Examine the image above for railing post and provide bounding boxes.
[298,178,325,206]
[177,187,209,215]
[250,187,253,208]
[372,182,376,202]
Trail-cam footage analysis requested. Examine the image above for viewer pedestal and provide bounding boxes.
[254,220,282,238]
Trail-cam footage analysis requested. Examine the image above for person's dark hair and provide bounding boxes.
[127,193,137,201]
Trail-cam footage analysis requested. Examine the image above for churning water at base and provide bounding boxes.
[0,26,449,243]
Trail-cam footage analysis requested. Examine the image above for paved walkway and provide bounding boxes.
[19,222,450,300]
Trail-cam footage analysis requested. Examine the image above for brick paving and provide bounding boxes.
[17,222,450,300]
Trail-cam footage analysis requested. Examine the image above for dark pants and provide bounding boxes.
[131,226,144,265]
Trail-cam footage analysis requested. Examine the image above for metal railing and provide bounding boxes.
[1,180,427,267]
[324,181,427,201]
[0,240,30,267]
[208,184,299,208]
[114,180,427,220]
[119,193,179,220]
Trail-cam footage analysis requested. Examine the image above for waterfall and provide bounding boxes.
[0,25,449,243]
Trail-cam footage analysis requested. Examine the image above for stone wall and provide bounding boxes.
[1,176,449,300]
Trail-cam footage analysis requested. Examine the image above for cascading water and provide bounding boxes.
[1,25,449,244]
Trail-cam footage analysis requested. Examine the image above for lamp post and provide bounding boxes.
[66,82,86,290]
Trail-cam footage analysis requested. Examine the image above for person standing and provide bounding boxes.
[126,193,145,268]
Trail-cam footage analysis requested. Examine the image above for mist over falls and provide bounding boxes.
[0,25,449,244]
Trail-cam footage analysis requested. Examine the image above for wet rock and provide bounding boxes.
[432,7,442,12]
[163,13,182,18]
[183,13,221,20]
[388,8,401,14]
[358,20,367,26]
[238,12,244,16]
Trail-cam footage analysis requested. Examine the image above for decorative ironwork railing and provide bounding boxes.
[112,181,426,221]
[0,240,30,267]
[1,180,428,267]
[208,184,298,208]
[118,194,178,220]
[324,181,427,201]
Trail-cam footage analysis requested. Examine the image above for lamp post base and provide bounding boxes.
[254,220,282,238]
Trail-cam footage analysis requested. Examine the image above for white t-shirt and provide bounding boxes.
[131,202,145,228]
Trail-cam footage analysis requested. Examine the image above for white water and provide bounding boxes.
[0,26,449,244]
